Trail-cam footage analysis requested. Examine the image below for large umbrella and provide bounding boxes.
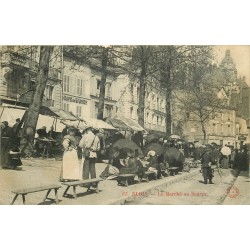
[221,146,231,156]
[144,134,161,144]
[169,134,181,140]
[111,139,143,158]
[143,143,166,156]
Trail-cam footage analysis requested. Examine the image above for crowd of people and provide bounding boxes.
[1,118,249,188]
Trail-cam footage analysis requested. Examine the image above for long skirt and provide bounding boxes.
[62,149,81,180]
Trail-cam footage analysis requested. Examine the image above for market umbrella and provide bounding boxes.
[220,146,231,156]
[169,134,181,140]
[210,149,221,162]
[111,139,143,158]
[143,143,166,156]
[144,134,160,144]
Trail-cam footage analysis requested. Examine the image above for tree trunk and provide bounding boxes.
[20,46,54,156]
[165,90,172,136]
[138,65,146,127]
[97,47,108,120]
[201,121,207,144]
[162,58,172,136]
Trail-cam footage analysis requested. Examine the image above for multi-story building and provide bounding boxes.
[174,87,237,146]
[0,46,62,110]
[61,56,91,119]
[115,75,166,133]
[62,53,118,119]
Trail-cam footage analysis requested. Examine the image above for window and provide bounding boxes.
[228,125,231,135]
[95,103,99,118]
[63,75,70,93]
[45,85,53,100]
[212,124,216,134]
[97,80,101,90]
[76,106,82,118]
[152,114,156,125]
[30,81,36,91]
[106,83,111,98]
[162,117,165,127]
[105,106,113,118]
[63,103,69,112]
[130,107,133,119]
[77,79,83,96]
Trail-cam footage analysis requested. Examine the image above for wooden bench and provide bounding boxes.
[62,178,103,199]
[139,171,157,183]
[168,167,179,176]
[11,184,61,205]
[117,174,137,187]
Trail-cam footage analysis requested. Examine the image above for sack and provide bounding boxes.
[82,148,90,158]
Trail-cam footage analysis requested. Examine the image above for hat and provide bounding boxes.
[147,150,156,157]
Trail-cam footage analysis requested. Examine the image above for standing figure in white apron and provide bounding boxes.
[60,127,81,181]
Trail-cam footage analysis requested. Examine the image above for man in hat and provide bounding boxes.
[79,126,100,185]
[201,145,215,184]
[12,118,21,134]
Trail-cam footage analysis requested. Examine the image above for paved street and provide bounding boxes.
[0,157,198,205]
[0,157,249,205]
[126,168,245,205]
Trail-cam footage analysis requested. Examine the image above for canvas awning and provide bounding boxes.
[105,117,132,131]
[114,116,146,132]
[82,117,116,130]
[0,105,65,132]
[47,107,79,121]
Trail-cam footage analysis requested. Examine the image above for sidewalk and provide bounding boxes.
[223,170,250,205]
[0,157,200,205]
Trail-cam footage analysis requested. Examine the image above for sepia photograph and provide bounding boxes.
[0,45,249,205]
[1,2,250,250]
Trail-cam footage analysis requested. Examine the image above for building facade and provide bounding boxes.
[0,46,62,109]
[115,75,166,133]
[62,55,119,119]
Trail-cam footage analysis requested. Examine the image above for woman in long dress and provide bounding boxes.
[61,128,81,181]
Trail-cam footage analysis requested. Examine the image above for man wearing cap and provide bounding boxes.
[79,126,100,184]
[201,145,215,184]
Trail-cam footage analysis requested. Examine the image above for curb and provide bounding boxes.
[222,170,249,205]
[108,169,200,205]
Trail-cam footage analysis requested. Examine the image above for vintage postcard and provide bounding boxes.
[0,45,249,205]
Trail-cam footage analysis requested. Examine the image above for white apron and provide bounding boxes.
[62,148,81,180]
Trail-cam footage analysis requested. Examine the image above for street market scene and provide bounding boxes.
[0,45,249,205]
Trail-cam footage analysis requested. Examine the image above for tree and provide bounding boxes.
[20,46,54,156]
[126,46,156,127]
[175,46,228,142]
